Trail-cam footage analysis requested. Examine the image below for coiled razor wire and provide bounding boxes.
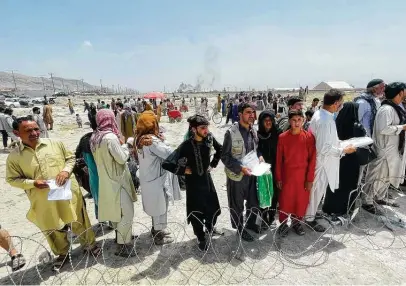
[1,175,406,284]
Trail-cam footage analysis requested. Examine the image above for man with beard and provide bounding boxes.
[221,103,263,241]
[277,97,305,132]
[306,89,356,231]
[6,117,100,270]
[31,107,49,138]
[163,115,223,251]
[257,110,281,227]
[355,79,385,137]
[362,82,406,214]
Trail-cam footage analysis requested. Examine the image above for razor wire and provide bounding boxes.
[1,175,406,285]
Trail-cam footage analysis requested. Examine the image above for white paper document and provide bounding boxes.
[241,151,271,177]
[251,162,271,176]
[47,179,72,201]
[339,137,373,149]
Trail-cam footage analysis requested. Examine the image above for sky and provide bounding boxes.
[1,0,405,92]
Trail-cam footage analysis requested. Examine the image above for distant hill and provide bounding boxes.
[0,72,97,92]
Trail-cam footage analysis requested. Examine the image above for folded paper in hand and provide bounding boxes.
[242,151,271,177]
[339,137,373,149]
[47,179,72,201]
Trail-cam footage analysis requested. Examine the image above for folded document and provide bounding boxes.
[47,179,72,201]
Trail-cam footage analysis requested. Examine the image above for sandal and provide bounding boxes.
[11,254,26,272]
[114,244,136,258]
[52,254,68,271]
[84,244,102,257]
[375,200,400,208]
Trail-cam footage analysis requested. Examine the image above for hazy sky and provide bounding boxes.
[1,0,405,91]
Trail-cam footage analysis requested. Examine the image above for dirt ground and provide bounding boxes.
[1,93,406,285]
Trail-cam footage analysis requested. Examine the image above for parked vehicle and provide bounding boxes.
[2,98,21,108]
[19,97,34,107]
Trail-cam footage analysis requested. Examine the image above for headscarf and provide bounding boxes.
[123,103,133,120]
[136,111,159,148]
[90,109,120,152]
[381,82,406,155]
[335,102,360,140]
[257,110,280,169]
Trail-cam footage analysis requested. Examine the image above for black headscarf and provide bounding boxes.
[336,102,364,140]
[257,110,280,170]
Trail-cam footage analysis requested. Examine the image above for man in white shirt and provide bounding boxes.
[306,89,356,231]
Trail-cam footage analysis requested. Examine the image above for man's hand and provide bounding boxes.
[119,135,125,145]
[402,124,406,131]
[305,181,313,192]
[241,167,252,176]
[259,156,265,163]
[277,181,282,190]
[34,180,49,189]
[185,167,192,175]
[207,166,213,173]
[55,171,70,187]
[343,145,356,154]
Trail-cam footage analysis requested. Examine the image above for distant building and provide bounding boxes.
[313,81,354,91]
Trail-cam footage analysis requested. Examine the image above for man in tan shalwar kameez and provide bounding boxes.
[6,117,100,271]
[43,101,54,130]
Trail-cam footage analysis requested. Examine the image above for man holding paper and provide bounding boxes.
[6,117,99,271]
[221,103,263,242]
[305,89,356,232]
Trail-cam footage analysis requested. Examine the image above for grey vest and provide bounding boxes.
[224,123,258,181]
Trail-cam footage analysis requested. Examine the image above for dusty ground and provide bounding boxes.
[1,93,406,285]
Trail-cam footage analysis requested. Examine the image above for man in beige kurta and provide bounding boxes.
[6,118,98,270]
[43,102,54,130]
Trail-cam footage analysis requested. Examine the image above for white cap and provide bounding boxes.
[126,137,134,146]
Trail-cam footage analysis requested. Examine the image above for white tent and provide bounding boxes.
[313,81,354,91]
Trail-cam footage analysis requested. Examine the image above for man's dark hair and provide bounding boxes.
[287,96,303,107]
[313,98,319,102]
[238,103,253,113]
[288,109,304,119]
[32,107,40,113]
[116,102,124,108]
[12,116,33,131]
[89,116,97,130]
[305,110,314,117]
[323,89,344,105]
[0,106,5,113]
[4,108,13,115]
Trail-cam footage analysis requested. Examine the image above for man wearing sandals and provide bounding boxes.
[0,225,26,272]
[6,117,100,271]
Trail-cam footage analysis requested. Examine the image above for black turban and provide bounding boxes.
[384,82,406,99]
[367,79,384,89]
[187,115,209,127]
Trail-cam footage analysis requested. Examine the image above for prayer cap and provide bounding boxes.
[187,115,209,128]
[384,82,406,99]
[366,79,384,89]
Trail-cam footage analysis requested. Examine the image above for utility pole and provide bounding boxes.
[10,70,17,91]
[112,84,115,94]
[49,73,56,94]
[41,77,46,90]
[61,78,65,92]
[81,79,84,91]
[117,84,120,94]
[76,80,79,91]
[100,79,103,92]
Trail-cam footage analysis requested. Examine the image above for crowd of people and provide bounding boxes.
[1,78,406,273]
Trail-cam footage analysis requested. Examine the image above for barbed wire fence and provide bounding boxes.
[1,175,406,285]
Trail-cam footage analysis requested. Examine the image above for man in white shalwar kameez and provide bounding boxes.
[306,89,356,231]
[362,82,406,214]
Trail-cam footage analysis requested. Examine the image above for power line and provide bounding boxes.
[49,73,56,94]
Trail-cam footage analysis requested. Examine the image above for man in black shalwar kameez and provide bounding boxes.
[163,115,222,251]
